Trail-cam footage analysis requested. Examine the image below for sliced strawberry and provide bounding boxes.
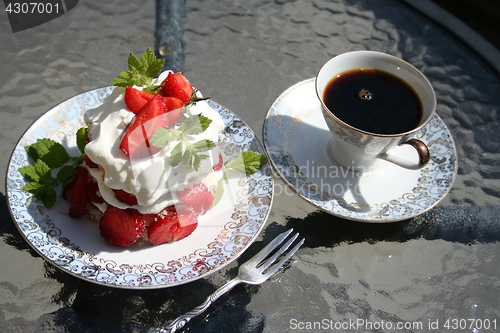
[125,86,185,115]
[178,182,215,215]
[99,206,146,246]
[120,94,169,158]
[120,94,186,159]
[163,96,183,125]
[112,189,138,206]
[84,154,99,168]
[87,178,104,204]
[124,86,154,114]
[147,205,198,245]
[63,166,89,218]
[160,72,194,104]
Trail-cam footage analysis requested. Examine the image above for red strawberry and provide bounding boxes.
[99,206,146,246]
[178,182,215,215]
[124,87,184,114]
[84,154,99,168]
[160,72,195,104]
[120,94,186,159]
[125,86,185,115]
[120,94,170,158]
[112,189,138,206]
[63,166,89,218]
[147,205,198,245]
[124,86,154,114]
[87,178,104,204]
[162,97,183,125]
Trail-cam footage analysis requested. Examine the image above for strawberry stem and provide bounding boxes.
[186,89,210,106]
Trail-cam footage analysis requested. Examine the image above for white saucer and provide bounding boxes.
[263,78,457,222]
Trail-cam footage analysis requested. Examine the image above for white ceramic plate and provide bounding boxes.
[6,87,273,289]
[264,78,457,222]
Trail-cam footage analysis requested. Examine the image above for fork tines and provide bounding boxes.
[256,229,304,275]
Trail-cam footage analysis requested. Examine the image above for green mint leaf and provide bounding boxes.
[19,165,40,183]
[76,127,89,154]
[110,48,165,87]
[225,151,268,175]
[184,115,212,135]
[128,52,143,73]
[151,109,216,170]
[110,71,136,87]
[199,115,212,132]
[181,149,191,167]
[146,63,165,79]
[139,48,155,66]
[191,153,209,171]
[150,127,172,148]
[19,160,54,184]
[211,178,224,208]
[140,48,165,78]
[169,142,183,167]
[140,48,155,69]
[22,181,43,194]
[131,73,151,87]
[25,138,71,168]
[191,139,216,153]
[40,186,57,208]
[19,126,91,210]
[146,61,165,78]
[57,165,77,186]
[22,181,57,208]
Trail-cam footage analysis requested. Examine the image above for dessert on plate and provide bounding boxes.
[19,48,267,247]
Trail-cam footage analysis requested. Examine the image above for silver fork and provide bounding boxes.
[157,229,304,333]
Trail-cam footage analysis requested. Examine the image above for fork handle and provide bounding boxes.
[159,278,241,333]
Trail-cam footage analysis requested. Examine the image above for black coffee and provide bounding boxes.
[323,68,423,135]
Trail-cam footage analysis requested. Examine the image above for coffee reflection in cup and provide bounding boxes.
[315,51,436,172]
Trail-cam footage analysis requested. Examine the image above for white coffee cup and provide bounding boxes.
[315,51,436,172]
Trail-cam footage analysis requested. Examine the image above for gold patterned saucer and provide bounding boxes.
[263,78,457,222]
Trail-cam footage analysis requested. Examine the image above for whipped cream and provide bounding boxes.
[83,72,225,214]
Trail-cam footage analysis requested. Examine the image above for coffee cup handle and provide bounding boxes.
[378,138,430,170]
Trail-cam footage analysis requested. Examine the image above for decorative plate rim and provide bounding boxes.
[6,87,274,289]
[263,78,457,223]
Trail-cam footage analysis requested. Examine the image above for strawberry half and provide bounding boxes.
[178,182,215,215]
[147,205,198,245]
[112,189,138,206]
[125,86,185,115]
[120,94,169,158]
[63,166,89,218]
[120,94,184,159]
[124,86,155,114]
[160,72,194,105]
[99,206,146,246]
